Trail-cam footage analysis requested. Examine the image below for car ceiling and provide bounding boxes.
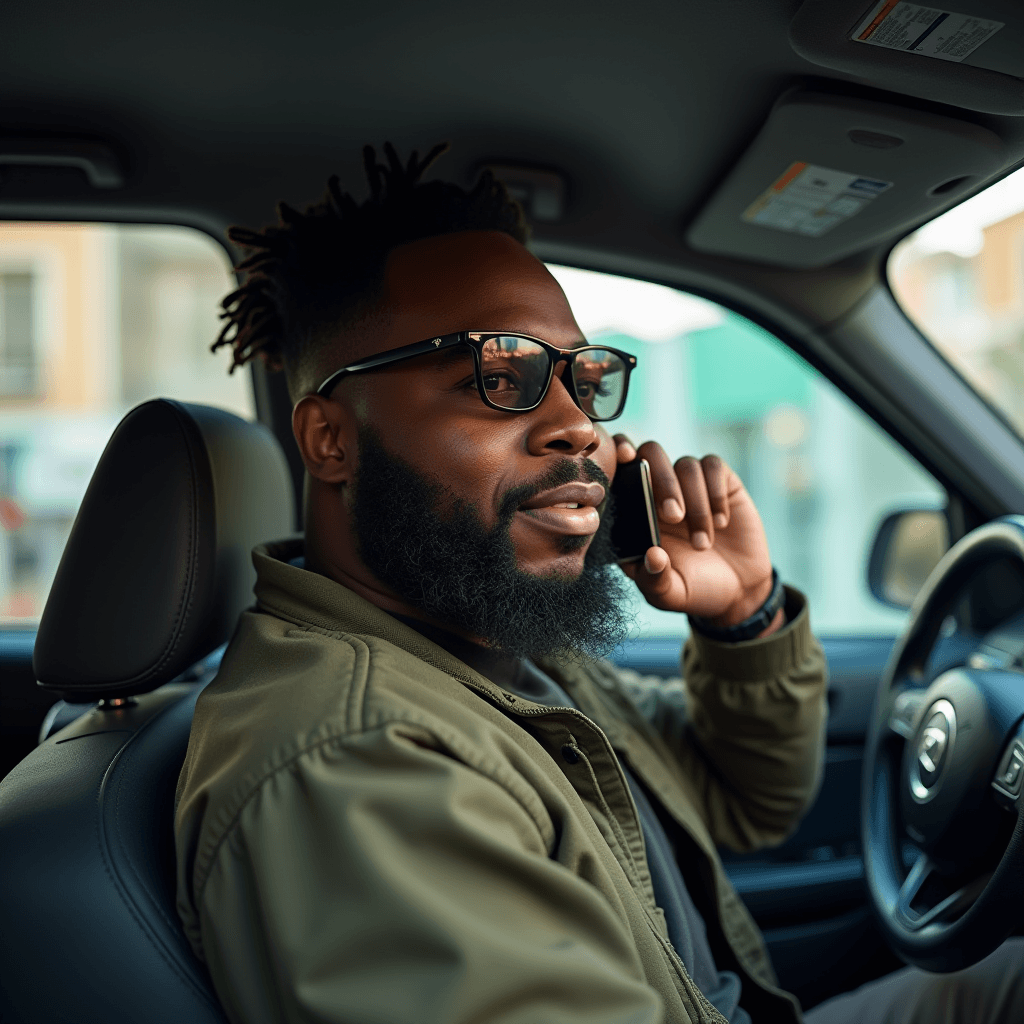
[2,0,1024,330]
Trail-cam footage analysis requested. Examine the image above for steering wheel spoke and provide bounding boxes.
[888,685,927,739]
[895,854,934,929]
[896,854,992,931]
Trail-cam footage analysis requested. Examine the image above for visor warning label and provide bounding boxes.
[742,162,892,238]
[852,2,1004,63]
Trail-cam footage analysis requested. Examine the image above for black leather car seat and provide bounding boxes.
[0,399,295,1024]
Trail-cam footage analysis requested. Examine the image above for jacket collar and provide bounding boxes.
[252,539,562,711]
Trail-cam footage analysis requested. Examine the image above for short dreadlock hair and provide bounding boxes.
[212,143,530,401]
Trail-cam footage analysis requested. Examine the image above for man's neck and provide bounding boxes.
[389,613,524,690]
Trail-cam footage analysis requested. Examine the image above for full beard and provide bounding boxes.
[350,426,634,660]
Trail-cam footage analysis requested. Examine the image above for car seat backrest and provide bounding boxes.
[1,685,230,1024]
[34,398,295,702]
[0,399,295,1024]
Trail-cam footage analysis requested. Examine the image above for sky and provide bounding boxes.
[547,264,723,343]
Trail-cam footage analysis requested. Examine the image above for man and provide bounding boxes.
[175,145,1022,1023]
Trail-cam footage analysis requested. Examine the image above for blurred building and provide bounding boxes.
[891,199,1024,437]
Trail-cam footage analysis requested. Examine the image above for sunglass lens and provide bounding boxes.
[571,349,627,420]
[479,337,551,409]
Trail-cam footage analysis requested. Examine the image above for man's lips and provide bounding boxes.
[516,482,606,536]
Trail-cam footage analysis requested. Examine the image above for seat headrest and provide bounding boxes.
[34,399,295,701]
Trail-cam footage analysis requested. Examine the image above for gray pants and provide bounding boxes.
[805,939,1024,1024]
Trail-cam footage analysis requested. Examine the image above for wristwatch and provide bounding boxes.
[688,569,785,643]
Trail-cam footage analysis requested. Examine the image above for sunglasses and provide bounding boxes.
[315,331,637,422]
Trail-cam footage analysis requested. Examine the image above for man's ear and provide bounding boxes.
[292,394,357,485]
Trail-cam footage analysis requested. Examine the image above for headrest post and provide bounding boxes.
[97,697,137,710]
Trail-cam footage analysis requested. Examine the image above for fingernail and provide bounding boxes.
[692,530,710,550]
[618,442,637,461]
[662,498,683,522]
[644,550,662,573]
[713,513,727,528]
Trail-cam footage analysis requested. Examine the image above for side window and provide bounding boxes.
[548,265,945,637]
[0,223,249,624]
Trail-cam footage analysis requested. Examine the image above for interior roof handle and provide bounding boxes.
[0,137,125,189]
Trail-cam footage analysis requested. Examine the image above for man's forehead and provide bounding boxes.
[382,231,580,337]
[385,229,542,280]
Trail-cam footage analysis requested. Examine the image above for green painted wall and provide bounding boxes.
[686,313,811,422]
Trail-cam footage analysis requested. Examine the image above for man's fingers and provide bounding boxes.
[675,456,713,549]
[612,433,637,463]
[629,546,685,605]
[623,444,736,550]
[644,546,670,575]
[636,441,685,525]
[701,454,731,530]
[623,546,674,598]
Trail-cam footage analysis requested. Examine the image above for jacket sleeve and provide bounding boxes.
[193,721,664,1024]
[618,587,828,852]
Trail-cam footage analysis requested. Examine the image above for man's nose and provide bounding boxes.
[525,362,600,458]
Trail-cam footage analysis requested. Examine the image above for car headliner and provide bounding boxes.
[3,0,1024,334]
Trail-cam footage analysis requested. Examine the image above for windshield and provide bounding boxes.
[889,167,1024,438]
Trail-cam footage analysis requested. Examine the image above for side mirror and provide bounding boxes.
[868,509,949,610]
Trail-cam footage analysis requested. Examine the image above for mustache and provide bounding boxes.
[496,458,611,523]
[352,427,632,658]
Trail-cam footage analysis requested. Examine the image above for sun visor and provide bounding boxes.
[790,0,1024,115]
[685,88,1004,269]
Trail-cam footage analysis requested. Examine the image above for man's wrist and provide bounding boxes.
[688,570,785,643]
[705,573,774,629]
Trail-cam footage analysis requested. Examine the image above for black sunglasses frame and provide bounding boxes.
[315,331,638,422]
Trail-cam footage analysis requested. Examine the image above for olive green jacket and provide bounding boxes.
[175,540,828,1024]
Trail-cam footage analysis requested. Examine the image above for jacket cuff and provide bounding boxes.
[685,587,814,682]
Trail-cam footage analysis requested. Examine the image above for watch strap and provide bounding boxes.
[688,570,784,643]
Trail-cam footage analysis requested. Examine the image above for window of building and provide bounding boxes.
[549,265,945,638]
[0,272,36,397]
[0,223,250,624]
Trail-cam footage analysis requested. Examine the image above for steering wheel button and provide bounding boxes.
[1003,752,1023,790]
[992,741,1024,799]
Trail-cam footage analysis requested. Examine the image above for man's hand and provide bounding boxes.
[613,436,779,631]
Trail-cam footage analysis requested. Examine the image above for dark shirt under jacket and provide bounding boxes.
[392,615,751,1024]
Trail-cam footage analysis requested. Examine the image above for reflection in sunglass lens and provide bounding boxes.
[571,349,626,420]
[479,336,551,409]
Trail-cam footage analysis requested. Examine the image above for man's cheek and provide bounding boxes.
[437,418,511,468]
[445,425,523,513]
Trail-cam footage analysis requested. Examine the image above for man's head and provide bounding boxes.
[214,144,530,402]
[218,145,633,657]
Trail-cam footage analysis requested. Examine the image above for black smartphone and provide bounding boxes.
[609,458,660,564]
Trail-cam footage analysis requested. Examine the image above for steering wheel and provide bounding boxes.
[863,516,1024,973]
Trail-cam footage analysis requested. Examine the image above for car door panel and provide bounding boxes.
[0,631,48,780]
